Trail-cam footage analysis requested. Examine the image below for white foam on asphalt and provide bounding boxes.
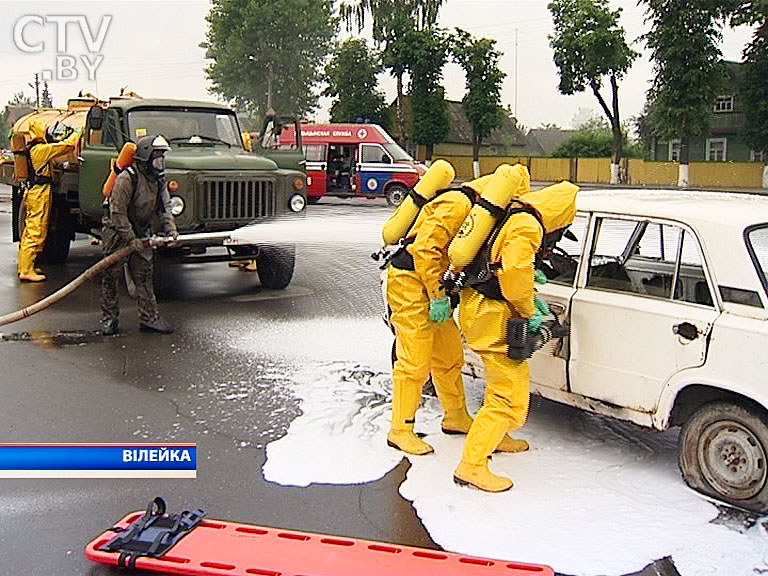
[232,319,768,575]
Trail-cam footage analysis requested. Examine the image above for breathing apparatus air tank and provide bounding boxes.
[11,133,28,181]
[102,142,137,198]
[447,163,531,272]
[381,159,455,246]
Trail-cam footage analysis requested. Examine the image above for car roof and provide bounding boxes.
[575,189,768,229]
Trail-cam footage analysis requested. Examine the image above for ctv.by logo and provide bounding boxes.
[13,15,112,82]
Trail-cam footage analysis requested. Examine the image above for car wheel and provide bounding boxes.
[679,400,768,512]
[256,244,295,290]
[385,184,408,207]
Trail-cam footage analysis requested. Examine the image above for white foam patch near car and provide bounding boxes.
[233,317,768,575]
[262,362,403,487]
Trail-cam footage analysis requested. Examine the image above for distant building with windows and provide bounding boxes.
[651,62,764,163]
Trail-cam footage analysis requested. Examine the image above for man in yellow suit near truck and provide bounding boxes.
[454,181,577,492]
[17,120,79,282]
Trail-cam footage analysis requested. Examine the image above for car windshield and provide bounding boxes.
[747,225,768,293]
[127,108,242,148]
[384,142,413,162]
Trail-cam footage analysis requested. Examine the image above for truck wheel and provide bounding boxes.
[16,190,26,244]
[385,184,408,207]
[256,244,295,290]
[679,400,768,512]
[41,195,74,264]
[12,186,23,242]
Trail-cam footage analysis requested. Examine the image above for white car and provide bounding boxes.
[382,189,768,511]
[469,189,768,512]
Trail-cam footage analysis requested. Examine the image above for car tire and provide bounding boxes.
[256,244,295,290]
[679,400,768,512]
[385,184,408,207]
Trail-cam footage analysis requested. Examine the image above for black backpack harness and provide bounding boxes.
[462,201,545,301]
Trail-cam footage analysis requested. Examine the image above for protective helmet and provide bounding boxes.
[134,134,171,162]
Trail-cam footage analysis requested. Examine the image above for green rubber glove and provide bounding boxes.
[534,294,550,316]
[528,310,543,334]
[534,269,548,285]
[429,296,452,323]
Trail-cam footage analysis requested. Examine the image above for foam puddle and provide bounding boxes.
[231,318,768,575]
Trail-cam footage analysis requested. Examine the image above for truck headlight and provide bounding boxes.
[289,193,306,213]
[169,195,185,216]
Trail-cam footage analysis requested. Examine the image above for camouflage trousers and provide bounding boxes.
[101,250,159,324]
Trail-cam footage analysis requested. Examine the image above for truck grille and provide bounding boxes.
[202,179,275,220]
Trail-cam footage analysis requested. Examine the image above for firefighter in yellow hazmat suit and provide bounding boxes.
[17,119,80,282]
[453,179,578,492]
[385,182,484,455]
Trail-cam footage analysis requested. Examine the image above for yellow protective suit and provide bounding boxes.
[387,187,476,455]
[455,181,577,491]
[17,120,79,280]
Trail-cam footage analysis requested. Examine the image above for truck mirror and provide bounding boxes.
[88,106,104,131]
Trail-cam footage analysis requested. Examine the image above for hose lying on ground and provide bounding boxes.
[0,231,236,327]
[0,244,136,327]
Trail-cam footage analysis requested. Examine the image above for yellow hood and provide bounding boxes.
[28,119,47,142]
[522,181,579,233]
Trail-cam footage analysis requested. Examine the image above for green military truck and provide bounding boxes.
[5,97,306,289]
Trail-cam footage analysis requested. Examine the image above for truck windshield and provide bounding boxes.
[127,108,243,148]
[384,142,413,162]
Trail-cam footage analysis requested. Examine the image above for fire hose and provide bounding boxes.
[0,231,238,327]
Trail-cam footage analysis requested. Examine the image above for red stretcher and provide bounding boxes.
[85,498,554,576]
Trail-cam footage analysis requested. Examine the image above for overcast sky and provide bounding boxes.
[0,0,755,131]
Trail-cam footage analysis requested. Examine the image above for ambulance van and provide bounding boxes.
[280,123,425,206]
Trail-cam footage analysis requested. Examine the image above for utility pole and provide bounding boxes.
[514,28,518,118]
[28,73,40,107]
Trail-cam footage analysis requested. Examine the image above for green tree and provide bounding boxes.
[452,29,506,177]
[548,0,638,183]
[203,0,337,119]
[553,118,638,158]
[340,0,445,145]
[324,38,387,125]
[732,3,768,162]
[641,0,725,186]
[9,92,35,107]
[41,81,53,108]
[0,108,8,148]
[407,27,450,162]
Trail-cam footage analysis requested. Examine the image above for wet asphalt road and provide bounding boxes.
[0,187,680,576]
[0,190,437,576]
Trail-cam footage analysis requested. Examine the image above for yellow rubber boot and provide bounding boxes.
[441,408,473,435]
[453,460,513,492]
[18,272,47,282]
[495,435,529,453]
[387,430,434,455]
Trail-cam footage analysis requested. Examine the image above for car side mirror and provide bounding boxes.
[88,106,104,131]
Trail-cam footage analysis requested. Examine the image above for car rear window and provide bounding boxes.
[746,225,768,302]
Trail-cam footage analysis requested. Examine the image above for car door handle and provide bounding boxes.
[549,303,566,316]
[673,322,699,341]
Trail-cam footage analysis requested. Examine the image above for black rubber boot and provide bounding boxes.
[101,318,119,336]
[139,317,174,334]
